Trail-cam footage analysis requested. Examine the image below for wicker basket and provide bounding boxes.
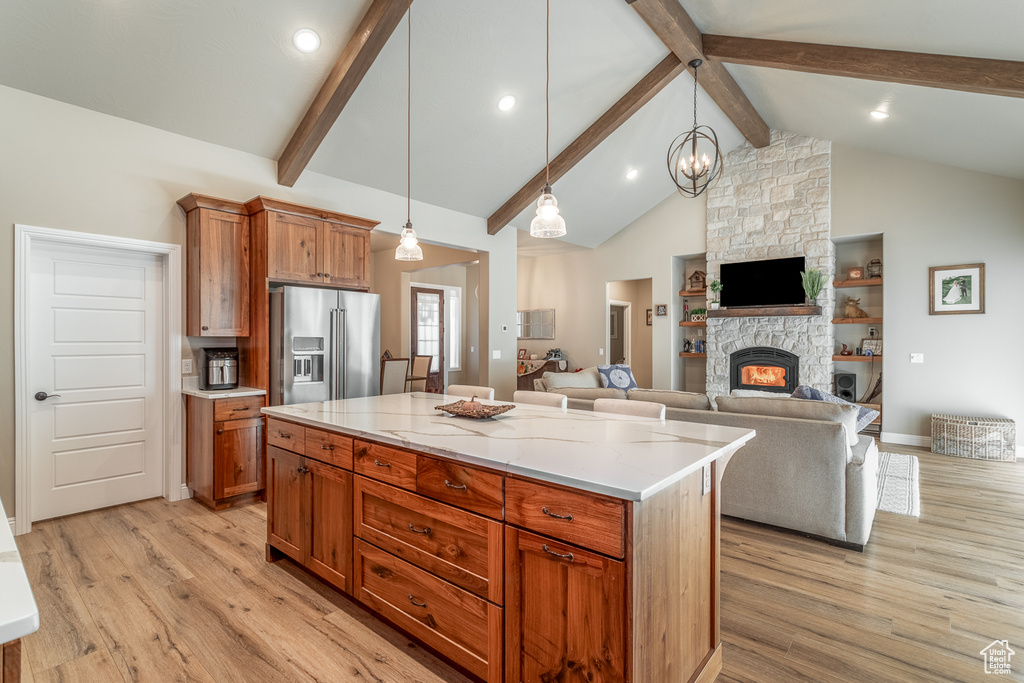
[931,414,1016,461]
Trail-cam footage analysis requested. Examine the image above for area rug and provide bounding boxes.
[876,452,921,516]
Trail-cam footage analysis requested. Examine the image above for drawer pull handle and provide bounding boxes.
[408,595,427,608]
[232,407,248,412]
[320,444,335,451]
[541,507,574,521]
[297,466,309,475]
[542,544,574,562]
[278,433,291,439]
[373,459,391,468]
[408,523,431,535]
[444,480,468,491]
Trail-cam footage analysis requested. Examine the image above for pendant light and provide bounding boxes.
[666,59,723,198]
[529,0,566,239]
[395,9,423,261]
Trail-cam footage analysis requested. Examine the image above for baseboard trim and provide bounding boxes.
[180,484,192,500]
[8,517,15,535]
[881,432,932,448]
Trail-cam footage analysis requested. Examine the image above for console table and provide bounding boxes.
[263,393,753,682]
[516,359,566,391]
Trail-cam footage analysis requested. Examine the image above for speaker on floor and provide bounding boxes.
[835,372,857,401]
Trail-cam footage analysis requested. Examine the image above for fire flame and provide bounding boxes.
[742,366,786,387]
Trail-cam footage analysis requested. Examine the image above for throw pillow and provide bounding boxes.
[597,364,639,391]
[791,385,880,433]
[543,366,601,389]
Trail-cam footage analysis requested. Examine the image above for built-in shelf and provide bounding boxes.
[679,288,707,297]
[834,278,883,288]
[832,355,882,362]
[679,352,707,358]
[679,321,707,327]
[833,317,883,324]
[707,305,821,319]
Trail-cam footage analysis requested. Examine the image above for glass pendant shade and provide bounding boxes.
[529,184,566,238]
[395,221,423,261]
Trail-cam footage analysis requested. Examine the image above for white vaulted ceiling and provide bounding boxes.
[1,0,1022,249]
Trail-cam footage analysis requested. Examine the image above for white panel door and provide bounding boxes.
[29,242,164,521]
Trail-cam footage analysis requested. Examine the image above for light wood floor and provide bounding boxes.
[15,444,1024,682]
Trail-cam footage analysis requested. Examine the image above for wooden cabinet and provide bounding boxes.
[504,527,626,683]
[266,425,354,594]
[186,394,265,511]
[178,195,251,337]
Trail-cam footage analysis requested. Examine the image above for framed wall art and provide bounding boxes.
[646,308,652,326]
[655,304,667,317]
[929,263,985,315]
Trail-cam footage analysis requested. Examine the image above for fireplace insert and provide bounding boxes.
[730,347,799,394]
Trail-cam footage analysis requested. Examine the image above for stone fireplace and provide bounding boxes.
[730,347,799,394]
[704,131,835,397]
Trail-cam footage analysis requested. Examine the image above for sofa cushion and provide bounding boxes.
[716,395,861,447]
[791,384,880,433]
[597,364,639,391]
[543,366,601,389]
[548,387,627,400]
[628,389,711,411]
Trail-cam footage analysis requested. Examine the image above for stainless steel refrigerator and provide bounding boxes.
[269,285,381,405]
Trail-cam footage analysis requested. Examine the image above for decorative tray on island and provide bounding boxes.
[434,400,515,419]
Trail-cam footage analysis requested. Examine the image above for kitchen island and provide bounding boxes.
[1,497,39,683]
[262,393,754,683]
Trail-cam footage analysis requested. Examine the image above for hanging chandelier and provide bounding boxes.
[529,0,566,238]
[667,59,723,198]
[395,9,423,261]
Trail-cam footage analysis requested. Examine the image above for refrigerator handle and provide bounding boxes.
[329,309,338,400]
[338,308,347,399]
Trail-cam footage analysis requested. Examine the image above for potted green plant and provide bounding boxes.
[690,307,708,322]
[800,268,826,305]
[707,279,723,310]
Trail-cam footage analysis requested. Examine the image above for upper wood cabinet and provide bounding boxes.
[247,196,377,290]
[178,194,250,336]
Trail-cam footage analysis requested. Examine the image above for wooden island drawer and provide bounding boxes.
[354,539,502,683]
[214,395,263,421]
[415,457,504,520]
[505,477,626,558]
[304,428,354,470]
[353,440,417,489]
[267,418,305,453]
[354,476,503,604]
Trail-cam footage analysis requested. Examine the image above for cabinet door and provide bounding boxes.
[322,223,369,289]
[213,417,264,499]
[505,528,626,683]
[187,209,249,336]
[267,446,307,563]
[266,211,320,283]
[307,459,353,593]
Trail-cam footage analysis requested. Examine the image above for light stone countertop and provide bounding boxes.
[262,393,755,501]
[0,498,39,644]
[181,386,267,399]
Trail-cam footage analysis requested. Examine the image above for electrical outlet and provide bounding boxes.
[492,350,501,360]
[702,464,712,495]
[501,324,508,333]
[910,353,924,364]
[470,346,475,353]
[182,358,193,374]
[868,326,877,337]
[599,348,604,356]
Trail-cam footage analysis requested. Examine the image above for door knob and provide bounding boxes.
[34,392,61,401]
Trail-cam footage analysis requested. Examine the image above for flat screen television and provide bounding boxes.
[720,256,806,308]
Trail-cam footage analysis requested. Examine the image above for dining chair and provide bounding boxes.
[593,398,665,419]
[380,357,410,395]
[447,384,495,400]
[408,355,431,392]
[513,390,567,409]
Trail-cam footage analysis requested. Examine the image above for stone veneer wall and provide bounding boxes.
[705,130,834,398]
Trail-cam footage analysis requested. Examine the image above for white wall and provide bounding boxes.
[517,192,707,388]
[832,145,1024,446]
[0,84,518,512]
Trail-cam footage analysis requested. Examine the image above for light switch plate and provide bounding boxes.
[182,358,193,374]
[702,464,712,495]
[910,353,924,364]
[492,350,501,359]
[599,348,604,356]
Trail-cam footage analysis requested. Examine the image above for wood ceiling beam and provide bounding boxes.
[277,0,412,187]
[702,35,1024,98]
[487,53,686,235]
[626,0,770,148]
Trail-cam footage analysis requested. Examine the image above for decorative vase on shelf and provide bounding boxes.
[710,302,720,310]
[808,298,817,306]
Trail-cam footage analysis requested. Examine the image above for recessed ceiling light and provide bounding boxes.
[625,168,639,180]
[293,29,321,53]
[869,110,890,120]
[497,95,516,112]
